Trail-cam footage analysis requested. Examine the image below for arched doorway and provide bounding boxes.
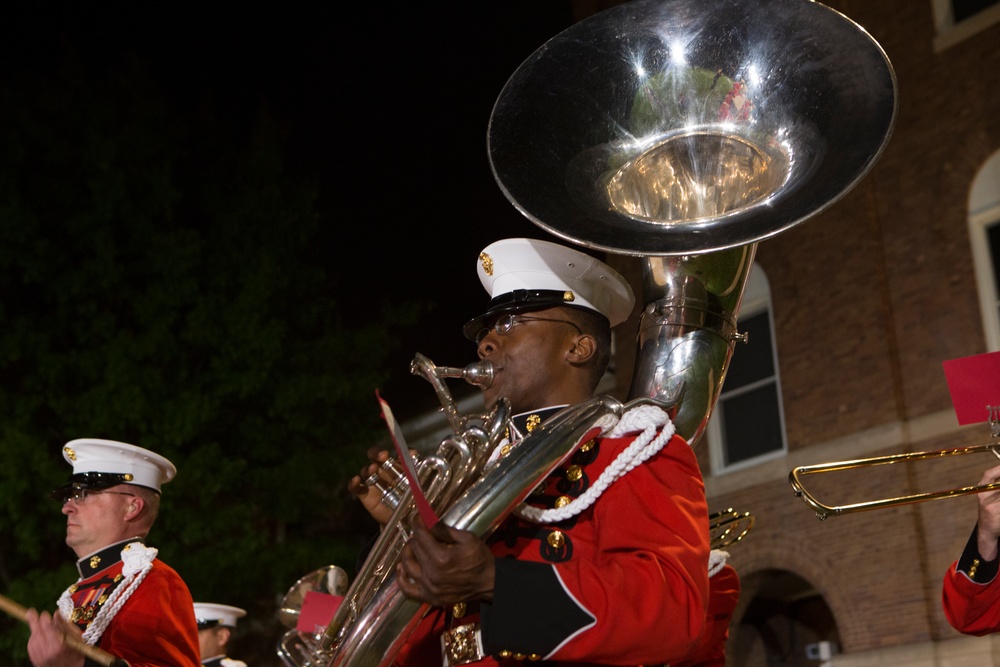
[730,569,838,667]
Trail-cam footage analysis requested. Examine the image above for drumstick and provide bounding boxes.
[0,593,127,667]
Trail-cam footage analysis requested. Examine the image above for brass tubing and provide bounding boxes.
[708,508,754,549]
[789,441,1000,520]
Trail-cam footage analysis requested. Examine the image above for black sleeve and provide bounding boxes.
[479,557,593,658]
[956,522,1000,583]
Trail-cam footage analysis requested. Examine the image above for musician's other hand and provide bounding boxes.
[396,516,495,607]
[977,462,1000,560]
[25,607,84,667]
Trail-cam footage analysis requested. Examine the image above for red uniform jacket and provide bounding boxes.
[64,539,200,667]
[394,409,711,666]
[673,563,741,667]
[943,525,1000,635]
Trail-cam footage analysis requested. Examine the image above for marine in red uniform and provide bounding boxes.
[351,238,712,666]
[25,439,199,667]
[942,462,1000,635]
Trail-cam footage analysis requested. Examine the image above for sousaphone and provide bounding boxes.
[489,0,897,444]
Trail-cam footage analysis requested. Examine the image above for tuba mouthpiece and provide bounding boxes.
[435,360,494,389]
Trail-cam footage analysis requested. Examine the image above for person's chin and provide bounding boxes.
[482,387,501,410]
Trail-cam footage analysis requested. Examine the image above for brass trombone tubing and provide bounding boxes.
[709,508,754,550]
[789,441,1000,520]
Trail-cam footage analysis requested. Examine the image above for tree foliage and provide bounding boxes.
[0,50,415,662]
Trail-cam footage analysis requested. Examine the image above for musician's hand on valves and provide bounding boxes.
[25,607,84,667]
[348,447,396,526]
[396,515,495,607]
[976,462,1000,561]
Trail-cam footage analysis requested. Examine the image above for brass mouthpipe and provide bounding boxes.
[432,360,494,389]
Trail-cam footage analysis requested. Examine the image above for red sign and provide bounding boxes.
[942,351,1000,425]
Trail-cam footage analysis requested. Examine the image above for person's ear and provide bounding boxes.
[124,496,144,520]
[566,332,596,364]
[218,626,232,647]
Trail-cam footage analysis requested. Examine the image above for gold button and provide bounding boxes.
[547,531,565,549]
[498,650,512,659]
[452,602,466,618]
[555,495,572,508]
[971,558,981,578]
[514,654,527,661]
[579,439,594,452]
[565,465,582,482]
[529,654,542,661]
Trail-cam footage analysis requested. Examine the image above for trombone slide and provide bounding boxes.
[789,441,1000,520]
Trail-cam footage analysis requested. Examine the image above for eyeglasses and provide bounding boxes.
[59,489,136,505]
[476,313,582,344]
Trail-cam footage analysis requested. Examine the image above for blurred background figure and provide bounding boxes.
[194,602,248,667]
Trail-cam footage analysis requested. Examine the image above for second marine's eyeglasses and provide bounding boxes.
[57,488,136,505]
[476,313,582,344]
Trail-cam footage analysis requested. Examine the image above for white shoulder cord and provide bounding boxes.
[514,404,675,524]
[221,659,249,667]
[57,542,157,645]
[708,549,730,578]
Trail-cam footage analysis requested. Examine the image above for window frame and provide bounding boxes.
[931,0,1000,52]
[970,206,1000,351]
[969,149,1000,352]
[706,264,788,475]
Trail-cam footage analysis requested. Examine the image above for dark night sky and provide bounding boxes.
[0,3,587,418]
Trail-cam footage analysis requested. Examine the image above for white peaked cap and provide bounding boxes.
[194,602,247,629]
[61,438,177,492]
[463,237,635,339]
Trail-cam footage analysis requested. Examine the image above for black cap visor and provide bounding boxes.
[463,289,595,341]
[49,472,135,502]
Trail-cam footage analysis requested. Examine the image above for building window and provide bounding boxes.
[969,149,1000,351]
[953,0,1000,22]
[707,265,787,473]
[931,0,1000,51]
[990,224,1000,322]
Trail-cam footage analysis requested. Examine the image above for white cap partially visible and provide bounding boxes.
[60,438,177,493]
[463,238,635,340]
[194,602,247,629]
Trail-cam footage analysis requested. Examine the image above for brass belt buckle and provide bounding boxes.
[441,622,484,666]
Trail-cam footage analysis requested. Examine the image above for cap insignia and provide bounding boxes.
[64,446,77,461]
[480,252,494,276]
[124,473,133,482]
[562,290,575,302]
